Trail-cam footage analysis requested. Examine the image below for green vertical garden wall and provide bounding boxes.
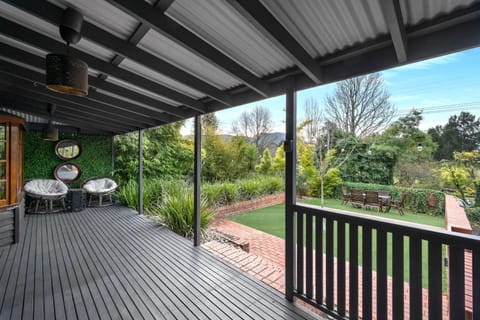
[24,131,113,187]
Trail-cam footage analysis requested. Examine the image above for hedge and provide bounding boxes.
[341,182,445,216]
[202,175,283,207]
[118,175,284,212]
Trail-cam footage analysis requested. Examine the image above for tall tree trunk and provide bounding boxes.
[475,183,480,207]
[320,178,325,208]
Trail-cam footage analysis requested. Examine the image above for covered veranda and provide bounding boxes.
[0,0,479,319]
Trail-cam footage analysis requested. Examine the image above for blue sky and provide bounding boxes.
[183,47,480,135]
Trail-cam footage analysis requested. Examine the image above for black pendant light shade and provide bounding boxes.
[46,7,88,97]
[42,104,59,141]
[46,54,88,96]
[43,120,59,141]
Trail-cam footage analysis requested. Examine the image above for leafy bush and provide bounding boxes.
[201,182,238,207]
[119,179,213,237]
[154,184,213,238]
[261,176,283,194]
[467,207,480,225]
[117,178,167,213]
[238,178,262,200]
[201,175,283,206]
[307,168,343,198]
[342,182,445,216]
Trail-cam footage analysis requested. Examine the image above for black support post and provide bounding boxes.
[111,135,115,171]
[138,129,144,215]
[193,115,202,246]
[285,78,297,301]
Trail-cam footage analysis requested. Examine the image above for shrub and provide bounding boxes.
[117,180,139,210]
[261,176,283,194]
[238,178,261,200]
[201,176,283,206]
[467,207,480,225]
[117,178,188,214]
[307,168,343,198]
[201,182,239,207]
[155,184,213,238]
[201,183,224,207]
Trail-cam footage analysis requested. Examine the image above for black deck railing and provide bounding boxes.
[290,203,480,320]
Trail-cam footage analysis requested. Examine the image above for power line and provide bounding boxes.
[395,101,480,116]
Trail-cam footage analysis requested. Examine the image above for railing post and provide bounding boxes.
[193,115,201,246]
[285,78,297,302]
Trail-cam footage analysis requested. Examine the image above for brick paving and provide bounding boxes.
[204,219,451,319]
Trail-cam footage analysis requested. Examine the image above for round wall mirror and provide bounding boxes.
[54,162,82,184]
[55,139,82,160]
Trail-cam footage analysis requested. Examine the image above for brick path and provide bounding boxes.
[204,219,450,319]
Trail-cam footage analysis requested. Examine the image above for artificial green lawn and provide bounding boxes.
[228,198,447,289]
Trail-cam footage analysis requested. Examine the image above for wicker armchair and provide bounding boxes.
[82,177,118,207]
[24,179,68,213]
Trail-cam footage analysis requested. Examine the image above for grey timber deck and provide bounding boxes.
[0,206,320,320]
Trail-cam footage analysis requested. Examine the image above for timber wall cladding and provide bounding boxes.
[0,210,14,247]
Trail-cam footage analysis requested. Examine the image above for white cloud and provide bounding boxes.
[395,53,462,71]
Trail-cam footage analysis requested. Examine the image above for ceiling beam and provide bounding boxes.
[105,0,176,67]
[0,42,192,120]
[0,85,145,132]
[0,70,160,129]
[226,0,323,84]
[380,0,408,63]
[2,0,224,110]
[0,15,206,115]
[0,94,120,134]
[106,0,272,97]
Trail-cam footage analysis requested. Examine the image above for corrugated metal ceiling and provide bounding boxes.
[138,29,241,90]
[261,0,387,58]
[0,0,477,135]
[166,0,295,77]
[119,58,205,99]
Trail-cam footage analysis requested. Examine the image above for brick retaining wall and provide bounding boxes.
[444,194,472,234]
[214,193,285,220]
[444,194,473,318]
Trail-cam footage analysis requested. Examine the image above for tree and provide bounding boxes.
[272,143,285,175]
[376,109,437,187]
[428,112,480,160]
[298,119,356,204]
[114,121,193,183]
[440,151,480,205]
[202,126,257,181]
[257,148,273,174]
[232,105,273,153]
[325,73,395,137]
[315,141,356,206]
[201,112,219,132]
[302,98,323,144]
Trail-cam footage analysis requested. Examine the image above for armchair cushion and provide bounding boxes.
[82,178,117,195]
[24,179,68,198]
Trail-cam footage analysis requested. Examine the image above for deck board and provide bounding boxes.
[0,206,321,320]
